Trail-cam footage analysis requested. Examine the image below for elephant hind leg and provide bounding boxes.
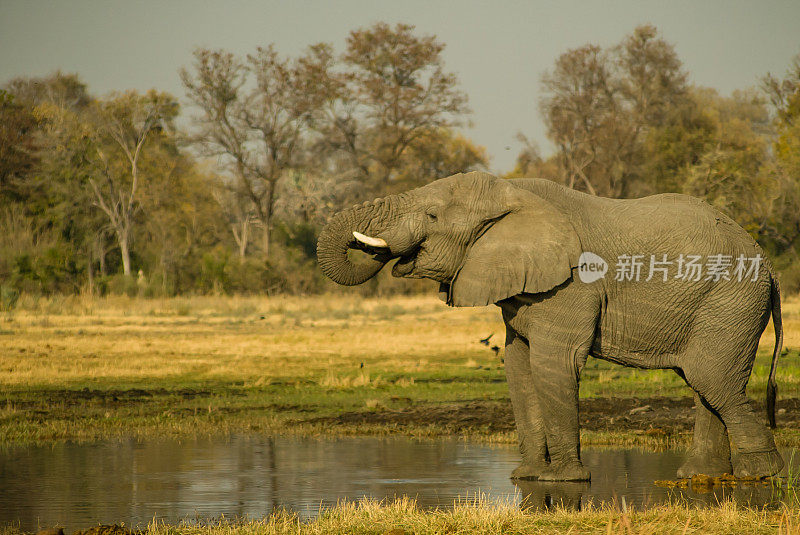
[680,361,783,478]
[713,393,782,478]
[677,392,732,478]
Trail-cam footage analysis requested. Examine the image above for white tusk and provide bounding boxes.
[353,231,388,248]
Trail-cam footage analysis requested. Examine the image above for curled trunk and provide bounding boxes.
[317,199,392,286]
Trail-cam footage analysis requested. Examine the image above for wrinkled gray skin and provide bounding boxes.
[317,172,784,481]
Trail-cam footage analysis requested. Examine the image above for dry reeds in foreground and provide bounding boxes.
[105,497,800,535]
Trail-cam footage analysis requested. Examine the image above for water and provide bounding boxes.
[0,436,795,531]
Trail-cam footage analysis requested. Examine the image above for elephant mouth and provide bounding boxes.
[350,238,418,278]
[391,253,417,277]
[350,231,423,279]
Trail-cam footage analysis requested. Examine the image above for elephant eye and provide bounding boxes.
[426,212,438,223]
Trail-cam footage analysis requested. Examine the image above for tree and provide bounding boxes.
[761,54,800,256]
[763,54,800,186]
[211,177,258,259]
[86,90,178,276]
[505,133,561,179]
[638,84,796,268]
[4,73,106,292]
[540,44,613,195]
[181,46,317,259]
[394,128,487,189]
[538,25,689,197]
[5,71,91,112]
[305,23,471,197]
[182,26,476,259]
[675,89,772,224]
[0,91,40,199]
[138,154,223,294]
[615,25,688,131]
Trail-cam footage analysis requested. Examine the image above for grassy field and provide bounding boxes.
[1,292,799,448]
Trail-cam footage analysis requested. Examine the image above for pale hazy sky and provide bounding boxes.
[1,0,798,171]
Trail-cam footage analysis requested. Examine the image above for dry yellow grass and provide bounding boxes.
[3,496,798,534]
[1,294,500,387]
[1,292,798,446]
[3,292,797,387]
[88,497,800,534]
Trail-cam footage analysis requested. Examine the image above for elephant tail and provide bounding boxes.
[767,272,783,429]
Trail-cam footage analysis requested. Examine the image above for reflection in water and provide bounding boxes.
[0,436,795,531]
[517,448,791,511]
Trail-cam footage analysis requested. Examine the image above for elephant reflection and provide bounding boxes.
[514,480,587,511]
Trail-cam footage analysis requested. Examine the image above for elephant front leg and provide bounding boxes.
[504,328,549,480]
[529,343,591,482]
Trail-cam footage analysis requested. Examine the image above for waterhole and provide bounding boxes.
[1,436,796,531]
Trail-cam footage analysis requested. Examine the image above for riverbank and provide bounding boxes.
[2,294,799,448]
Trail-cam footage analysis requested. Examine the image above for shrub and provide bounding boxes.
[0,284,20,311]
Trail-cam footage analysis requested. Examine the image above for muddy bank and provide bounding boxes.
[5,386,797,447]
[307,397,800,434]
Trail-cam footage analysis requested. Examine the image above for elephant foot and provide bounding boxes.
[733,450,784,479]
[537,460,591,482]
[511,460,549,480]
[677,451,732,478]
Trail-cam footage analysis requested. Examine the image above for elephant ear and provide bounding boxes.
[448,194,582,307]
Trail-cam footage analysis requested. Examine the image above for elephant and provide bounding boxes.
[317,171,783,482]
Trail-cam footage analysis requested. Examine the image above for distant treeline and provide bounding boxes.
[0,23,798,303]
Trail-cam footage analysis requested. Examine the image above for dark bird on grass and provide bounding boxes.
[360,362,364,369]
[491,345,500,356]
[480,334,493,346]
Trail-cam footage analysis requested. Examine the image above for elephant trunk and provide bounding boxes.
[317,198,394,286]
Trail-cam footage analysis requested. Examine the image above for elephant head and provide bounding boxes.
[317,172,582,306]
